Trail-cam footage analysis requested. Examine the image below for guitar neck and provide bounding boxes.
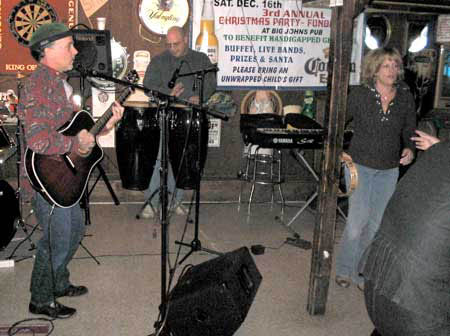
[89,83,135,136]
[90,107,112,137]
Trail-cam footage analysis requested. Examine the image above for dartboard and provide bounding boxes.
[9,0,58,46]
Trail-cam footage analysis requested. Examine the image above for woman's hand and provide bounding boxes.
[400,148,414,166]
[170,82,184,97]
[411,130,440,151]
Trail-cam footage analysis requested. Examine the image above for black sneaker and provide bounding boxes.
[55,285,88,298]
[29,301,76,319]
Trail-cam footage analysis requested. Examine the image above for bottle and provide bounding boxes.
[302,90,316,120]
[195,0,219,64]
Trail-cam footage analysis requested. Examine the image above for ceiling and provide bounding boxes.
[369,0,450,14]
[303,1,450,14]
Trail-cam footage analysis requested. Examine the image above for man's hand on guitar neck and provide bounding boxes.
[76,101,124,156]
[105,101,124,132]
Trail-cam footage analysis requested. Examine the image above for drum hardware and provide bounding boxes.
[0,122,17,165]
[5,117,37,258]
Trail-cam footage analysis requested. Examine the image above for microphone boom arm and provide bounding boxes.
[82,68,227,120]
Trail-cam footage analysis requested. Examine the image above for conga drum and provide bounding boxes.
[168,105,208,190]
[116,102,160,190]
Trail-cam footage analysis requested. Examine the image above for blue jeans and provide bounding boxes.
[335,164,398,285]
[144,139,183,209]
[30,193,86,305]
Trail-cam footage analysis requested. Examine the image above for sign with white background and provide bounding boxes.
[191,0,331,90]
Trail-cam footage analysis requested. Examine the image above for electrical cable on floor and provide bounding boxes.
[7,317,55,335]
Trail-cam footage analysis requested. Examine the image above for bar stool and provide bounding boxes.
[238,90,285,214]
[239,144,284,214]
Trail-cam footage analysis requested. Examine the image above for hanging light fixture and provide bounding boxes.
[365,27,379,50]
[408,25,429,53]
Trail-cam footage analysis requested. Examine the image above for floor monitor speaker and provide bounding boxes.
[165,247,262,336]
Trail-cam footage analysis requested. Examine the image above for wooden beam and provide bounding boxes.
[307,0,359,316]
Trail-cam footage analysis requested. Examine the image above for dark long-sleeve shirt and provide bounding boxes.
[143,49,216,103]
[17,64,80,201]
[347,82,416,169]
[362,140,450,322]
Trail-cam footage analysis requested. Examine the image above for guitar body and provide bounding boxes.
[24,70,139,208]
[25,110,104,208]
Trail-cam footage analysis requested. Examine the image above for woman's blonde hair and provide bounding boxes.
[361,47,404,85]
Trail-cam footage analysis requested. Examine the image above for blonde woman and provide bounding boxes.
[335,48,416,289]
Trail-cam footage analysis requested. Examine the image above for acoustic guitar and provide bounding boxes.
[25,71,138,208]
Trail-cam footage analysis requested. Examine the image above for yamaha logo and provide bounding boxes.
[273,138,293,144]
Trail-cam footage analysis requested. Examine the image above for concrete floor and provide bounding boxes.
[0,179,373,336]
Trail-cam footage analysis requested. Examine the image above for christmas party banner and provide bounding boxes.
[191,0,331,90]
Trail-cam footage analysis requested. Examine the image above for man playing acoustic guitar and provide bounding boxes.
[17,23,123,319]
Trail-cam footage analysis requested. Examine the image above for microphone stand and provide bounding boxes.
[81,69,174,329]
[83,69,228,334]
[173,66,226,265]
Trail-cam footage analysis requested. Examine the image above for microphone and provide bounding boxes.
[168,60,184,89]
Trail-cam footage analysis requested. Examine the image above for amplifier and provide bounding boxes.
[67,29,112,77]
[164,247,262,336]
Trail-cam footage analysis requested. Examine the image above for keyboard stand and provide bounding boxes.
[286,149,320,227]
[278,149,347,250]
[276,149,315,250]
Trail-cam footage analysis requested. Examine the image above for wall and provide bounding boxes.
[0,0,330,192]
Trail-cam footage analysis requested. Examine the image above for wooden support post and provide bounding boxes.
[307,0,359,315]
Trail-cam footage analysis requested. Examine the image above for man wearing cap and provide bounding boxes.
[17,22,123,319]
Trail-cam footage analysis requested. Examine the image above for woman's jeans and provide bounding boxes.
[335,164,398,285]
[30,193,85,305]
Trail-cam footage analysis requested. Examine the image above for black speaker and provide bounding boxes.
[70,29,112,76]
[165,247,262,336]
